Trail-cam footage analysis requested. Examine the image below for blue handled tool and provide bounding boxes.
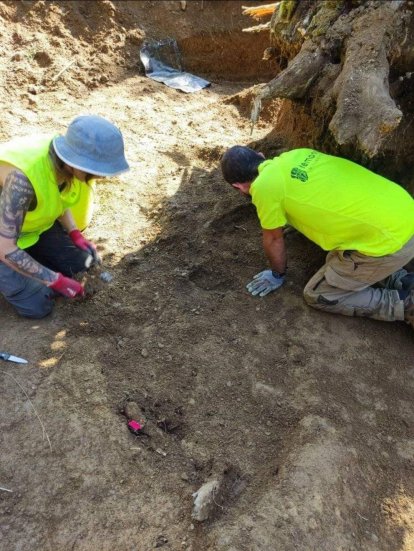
[0,352,28,364]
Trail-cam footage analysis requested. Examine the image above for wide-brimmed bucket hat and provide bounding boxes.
[53,115,130,177]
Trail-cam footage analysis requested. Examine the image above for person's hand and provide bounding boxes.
[69,229,101,264]
[49,273,85,298]
[246,269,285,297]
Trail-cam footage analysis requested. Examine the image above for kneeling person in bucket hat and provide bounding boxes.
[0,115,129,318]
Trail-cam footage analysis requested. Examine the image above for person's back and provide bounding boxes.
[251,148,414,256]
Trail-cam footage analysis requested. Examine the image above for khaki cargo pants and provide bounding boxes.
[303,236,414,321]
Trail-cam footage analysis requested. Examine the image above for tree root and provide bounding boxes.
[251,0,408,157]
[328,2,404,156]
[251,40,326,127]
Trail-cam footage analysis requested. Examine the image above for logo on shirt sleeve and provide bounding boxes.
[291,167,308,182]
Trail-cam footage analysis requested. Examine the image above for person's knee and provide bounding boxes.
[303,286,341,312]
[16,290,54,319]
[22,302,53,319]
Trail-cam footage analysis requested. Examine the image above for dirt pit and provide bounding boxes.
[0,2,413,551]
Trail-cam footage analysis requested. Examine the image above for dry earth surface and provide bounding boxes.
[0,2,413,551]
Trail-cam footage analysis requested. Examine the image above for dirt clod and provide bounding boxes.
[33,50,52,67]
[124,401,144,421]
[192,478,222,522]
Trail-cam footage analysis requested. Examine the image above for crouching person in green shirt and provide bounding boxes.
[221,146,414,328]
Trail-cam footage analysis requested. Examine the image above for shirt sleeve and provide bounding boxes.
[251,162,287,230]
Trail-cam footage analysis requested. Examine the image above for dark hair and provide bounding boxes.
[48,140,73,187]
[49,140,65,172]
[48,141,95,187]
[221,145,264,184]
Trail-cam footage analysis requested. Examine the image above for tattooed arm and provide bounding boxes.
[0,170,58,284]
[58,208,77,233]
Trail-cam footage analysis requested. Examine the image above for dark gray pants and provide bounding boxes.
[0,222,90,319]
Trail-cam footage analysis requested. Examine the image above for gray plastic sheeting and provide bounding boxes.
[140,39,210,94]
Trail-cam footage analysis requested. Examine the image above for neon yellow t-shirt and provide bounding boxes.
[250,149,414,257]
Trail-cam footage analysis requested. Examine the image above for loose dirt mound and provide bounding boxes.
[0,2,413,551]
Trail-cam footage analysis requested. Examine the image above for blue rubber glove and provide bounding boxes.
[246,269,285,297]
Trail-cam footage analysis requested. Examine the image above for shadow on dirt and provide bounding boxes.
[60,151,413,548]
[1,130,412,551]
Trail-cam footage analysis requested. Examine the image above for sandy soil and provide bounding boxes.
[0,2,413,551]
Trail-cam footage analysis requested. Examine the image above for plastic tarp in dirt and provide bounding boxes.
[139,39,210,93]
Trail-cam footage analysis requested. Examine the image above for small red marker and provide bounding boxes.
[128,420,142,434]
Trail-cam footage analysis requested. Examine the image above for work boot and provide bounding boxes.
[404,291,414,328]
[401,272,414,291]
[380,269,414,290]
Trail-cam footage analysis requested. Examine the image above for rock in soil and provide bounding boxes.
[192,477,223,522]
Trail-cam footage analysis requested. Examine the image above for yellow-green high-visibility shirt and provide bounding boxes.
[0,135,83,249]
[251,148,414,257]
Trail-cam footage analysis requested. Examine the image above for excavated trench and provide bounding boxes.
[177,31,278,81]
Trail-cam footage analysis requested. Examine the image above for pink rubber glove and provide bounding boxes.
[49,273,85,298]
[69,229,96,254]
[69,229,100,264]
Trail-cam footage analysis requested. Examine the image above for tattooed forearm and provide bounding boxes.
[0,171,34,239]
[5,248,57,284]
